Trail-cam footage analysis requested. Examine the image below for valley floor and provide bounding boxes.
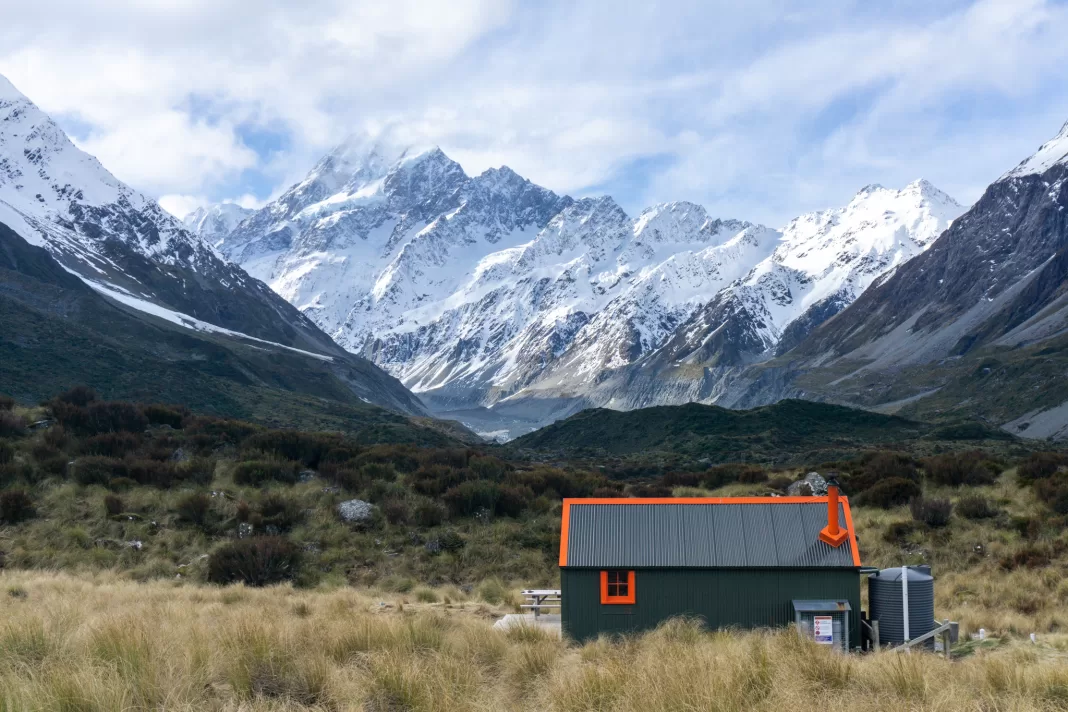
[2,571,1068,711]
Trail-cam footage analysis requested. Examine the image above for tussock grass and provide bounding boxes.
[1,572,1068,711]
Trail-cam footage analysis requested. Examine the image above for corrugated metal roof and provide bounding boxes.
[563,500,857,568]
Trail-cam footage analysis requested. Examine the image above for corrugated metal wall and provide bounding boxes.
[562,568,861,646]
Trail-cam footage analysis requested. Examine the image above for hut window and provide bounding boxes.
[600,570,635,604]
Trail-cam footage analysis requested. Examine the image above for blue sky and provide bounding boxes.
[2,0,1068,225]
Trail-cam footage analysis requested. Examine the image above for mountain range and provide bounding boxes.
[0,74,426,420]
[3,68,1066,443]
[189,137,963,438]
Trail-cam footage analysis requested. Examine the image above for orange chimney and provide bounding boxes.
[819,480,848,547]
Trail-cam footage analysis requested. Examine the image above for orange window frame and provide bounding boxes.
[600,570,636,604]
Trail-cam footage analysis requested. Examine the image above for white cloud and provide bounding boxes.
[1,0,1067,225]
[158,194,205,219]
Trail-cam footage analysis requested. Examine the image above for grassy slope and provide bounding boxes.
[0,246,450,443]
[510,399,1012,463]
[1,567,1067,711]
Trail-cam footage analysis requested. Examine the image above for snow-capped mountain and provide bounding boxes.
[720,118,1068,439]
[0,73,426,416]
[182,203,254,246]
[507,179,964,416]
[214,137,962,436]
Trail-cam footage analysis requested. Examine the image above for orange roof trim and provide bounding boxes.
[558,496,860,567]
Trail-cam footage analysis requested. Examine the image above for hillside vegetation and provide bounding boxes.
[510,399,1015,462]
[3,389,1068,709]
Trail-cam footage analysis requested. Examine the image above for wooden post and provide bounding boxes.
[943,619,951,660]
[872,620,880,652]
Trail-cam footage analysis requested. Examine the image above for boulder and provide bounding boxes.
[337,499,375,523]
[787,472,828,497]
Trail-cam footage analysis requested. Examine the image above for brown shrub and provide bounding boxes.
[231,460,300,486]
[206,537,302,586]
[1017,452,1068,483]
[909,496,952,528]
[0,394,14,411]
[80,432,142,458]
[0,490,35,524]
[854,477,921,509]
[412,499,446,527]
[103,494,125,517]
[922,452,999,486]
[381,498,410,525]
[0,412,27,438]
[957,494,999,520]
[176,493,212,527]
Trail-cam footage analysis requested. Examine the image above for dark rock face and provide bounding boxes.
[798,164,1068,358]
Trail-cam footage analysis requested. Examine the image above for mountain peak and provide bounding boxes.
[0,73,26,101]
[855,183,886,196]
[1001,119,1068,181]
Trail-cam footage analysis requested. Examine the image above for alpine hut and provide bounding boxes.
[558,488,861,646]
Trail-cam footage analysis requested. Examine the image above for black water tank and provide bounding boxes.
[869,566,935,646]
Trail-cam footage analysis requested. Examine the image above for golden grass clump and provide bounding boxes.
[1,571,1068,711]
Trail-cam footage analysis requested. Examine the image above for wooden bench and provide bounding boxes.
[521,589,561,619]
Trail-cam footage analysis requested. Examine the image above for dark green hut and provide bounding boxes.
[559,495,862,646]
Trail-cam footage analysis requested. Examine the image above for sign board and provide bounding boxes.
[813,616,834,644]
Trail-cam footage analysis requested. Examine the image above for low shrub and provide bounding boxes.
[54,386,96,407]
[702,464,765,489]
[0,491,35,524]
[52,401,148,436]
[848,451,919,493]
[329,468,369,493]
[413,499,446,527]
[883,520,924,545]
[0,394,14,411]
[627,484,673,498]
[71,456,125,486]
[360,462,396,482]
[206,537,302,586]
[957,494,999,520]
[0,441,13,465]
[142,404,186,429]
[909,497,952,528]
[0,412,27,438]
[1017,452,1068,483]
[854,477,920,509]
[176,493,212,527]
[103,494,124,517]
[124,459,180,488]
[242,430,340,468]
[256,493,303,532]
[767,476,793,492]
[1000,544,1059,570]
[1034,474,1068,515]
[442,480,500,517]
[737,468,768,484]
[42,425,68,449]
[381,498,410,525]
[410,465,468,497]
[37,456,69,478]
[922,452,998,486]
[232,460,300,486]
[80,433,142,458]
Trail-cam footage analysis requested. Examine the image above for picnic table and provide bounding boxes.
[520,589,561,619]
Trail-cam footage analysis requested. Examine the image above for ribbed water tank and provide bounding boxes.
[869,565,935,646]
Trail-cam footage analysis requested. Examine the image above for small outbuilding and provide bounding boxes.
[559,491,861,645]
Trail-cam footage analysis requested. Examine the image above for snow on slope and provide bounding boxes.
[214,136,963,418]
[1002,120,1068,180]
[738,179,964,351]
[0,73,218,268]
[183,203,254,246]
